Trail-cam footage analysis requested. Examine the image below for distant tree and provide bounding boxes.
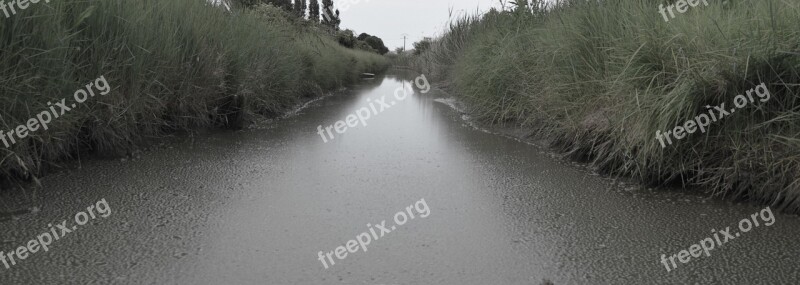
[364,36,388,55]
[320,0,333,20]
[266,0,292,11]
[355,41,376,53]
[293,0,307,18]
[308,0,320,22]
[334,9,341,29]
[413,37,432,55]
[320,0,340,29]
[351,32,389,54]
[337,29,356,48]
[395,47,405,54]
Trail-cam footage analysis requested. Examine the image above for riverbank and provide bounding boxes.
[409,1,800,212]
[0,1,388,185]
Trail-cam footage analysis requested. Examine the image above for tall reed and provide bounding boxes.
[0,0,388,184]
[413,0,800,211]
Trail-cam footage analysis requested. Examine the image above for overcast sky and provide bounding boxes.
[335,0,503,50]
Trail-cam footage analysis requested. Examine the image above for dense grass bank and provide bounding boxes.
[412,0,800,211]
[0,0,387,184]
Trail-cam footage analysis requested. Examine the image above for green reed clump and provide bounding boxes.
[413,0,800,211]
[0,0,388,184]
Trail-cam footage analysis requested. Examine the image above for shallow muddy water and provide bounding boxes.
[2,71,799,284]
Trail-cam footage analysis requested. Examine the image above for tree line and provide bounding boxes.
[232,0,388,54]
[234,0,335,27]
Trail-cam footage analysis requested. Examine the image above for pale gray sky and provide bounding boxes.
[335,0,502,50]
